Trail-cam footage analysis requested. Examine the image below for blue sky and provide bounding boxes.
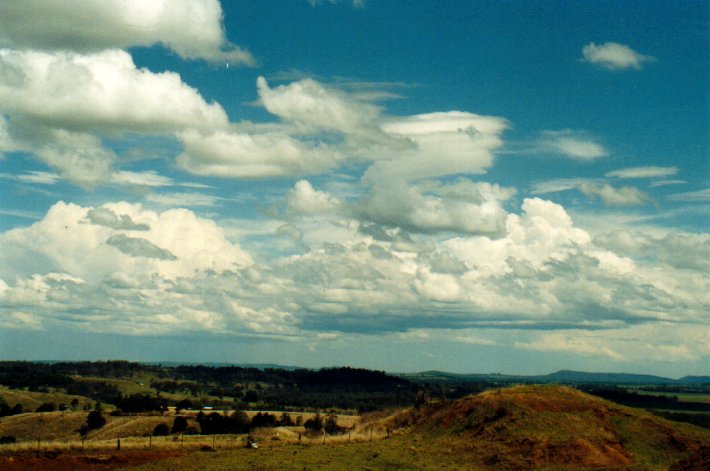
[0,0,708,376]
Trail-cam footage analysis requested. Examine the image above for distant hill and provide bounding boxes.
[398,369,709,385]
[389,384,710,469]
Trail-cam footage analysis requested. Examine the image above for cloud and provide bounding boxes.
[0,201,252,282]
[582,42,655,70]
[666,188,710,203]
[0,197,708,345]
[515,332,623,360]
[257,77,384,139]
[537,130,608,161]
[144,192,221,208]
[106,234,177,260]
[177,128,339,179]
[605,166,678,179]
[0,0,254,65]
[578,183,650,206]
[0,49,228,133]
[0,49,229,185]
[370,112,508,180]
[287,180,342,214]
[85,208,149,231]
[356,179,514,235]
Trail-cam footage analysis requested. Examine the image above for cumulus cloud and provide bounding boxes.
[176,128,339,179]
[582,42,655,70]
[357,180,514,235]
[0,49,229,185]
[0,49,227,133]
[537,130,608,160]
[371,112,508,180]
[578,182,650,206]
[605,166,678,179]
[0,197,708,346]
[257,77,384,139]
[287,180,342,214]
[0,201,252,282]
[0,0,254,65]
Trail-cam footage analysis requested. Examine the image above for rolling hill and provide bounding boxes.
[387,385,710,469]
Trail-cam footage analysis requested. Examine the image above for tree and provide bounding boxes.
[153,423,170,436]
[171,416,188,434]
[303,413,323,433]
[175,398,192,413]
[324,414,342,435]
[244,390,259,403]
[279,412,294,426]
[231,411,250,433]
[86,410,106,431]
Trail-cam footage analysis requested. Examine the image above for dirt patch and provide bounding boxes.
[0,450,181,470]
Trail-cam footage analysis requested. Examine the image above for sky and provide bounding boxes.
[0,0,708,377]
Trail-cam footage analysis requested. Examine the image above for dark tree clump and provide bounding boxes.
[153,423,170,436]
[86,410,106,431]
[171,416,188,434]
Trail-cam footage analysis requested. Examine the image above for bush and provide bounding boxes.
[153,423,170,436]
[0,436,16,444]
[36,402,56,412]
[304,413,323,433]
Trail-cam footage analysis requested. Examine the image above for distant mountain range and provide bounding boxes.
[396,369,710,385]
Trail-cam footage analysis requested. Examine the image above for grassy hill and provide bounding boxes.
[387,385,709,469]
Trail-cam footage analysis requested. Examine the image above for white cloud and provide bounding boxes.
[0,49,229,185]
[666,188,710,203]
[287,180,342,214]
[145,192,221,208]
[357,179,514,235]
[515,332,623,360]
[177,128,339,179]
[605,166,678,179]
[578,183,650,206]
[538,130,608,161]
[0,201,252,282]
[0,197,708,345]
[0,49,228,133]
[257,77,384,139]
[582,42,655,70]
[0,0,254,65]
[370,112,508,180]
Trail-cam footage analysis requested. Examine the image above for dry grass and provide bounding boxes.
[0,386,92,411]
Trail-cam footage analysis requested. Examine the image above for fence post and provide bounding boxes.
[149,435,152,449]
[117,438,121,450]
[369,425,373,442]
[322,430,326,445]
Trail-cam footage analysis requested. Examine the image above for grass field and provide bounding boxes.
[0,386,93,412]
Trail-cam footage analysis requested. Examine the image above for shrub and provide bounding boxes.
[36,402,56,412]
[0,436,16,444]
